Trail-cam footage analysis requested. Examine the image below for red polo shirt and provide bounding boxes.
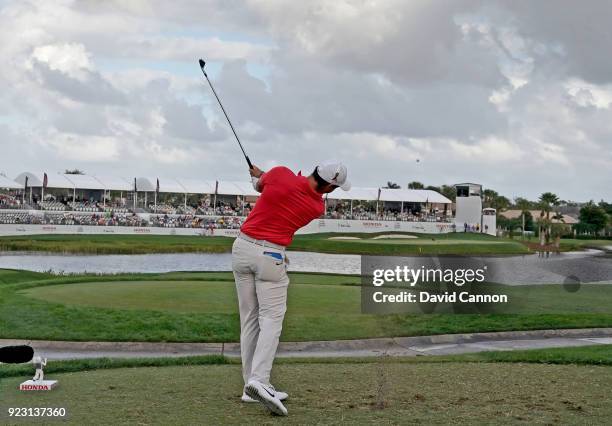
[240,166,324,246]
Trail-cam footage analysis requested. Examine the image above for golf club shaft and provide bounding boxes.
[198,61,253,169]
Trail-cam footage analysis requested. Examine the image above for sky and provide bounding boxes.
[0,0,610,202]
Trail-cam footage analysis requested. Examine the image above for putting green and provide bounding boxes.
[19,280,362,315]
[1,363,610,424]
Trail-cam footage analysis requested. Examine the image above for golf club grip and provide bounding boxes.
[245,156,253,169]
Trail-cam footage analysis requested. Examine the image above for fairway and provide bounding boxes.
[0,232,531,255]
[1,362,610,424]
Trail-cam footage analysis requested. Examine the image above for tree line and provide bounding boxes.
[385,181,611,238]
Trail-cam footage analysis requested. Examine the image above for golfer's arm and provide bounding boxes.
[251,175,264,192]
[250,165,265,192]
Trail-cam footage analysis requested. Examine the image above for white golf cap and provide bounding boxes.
[316,163,351,191]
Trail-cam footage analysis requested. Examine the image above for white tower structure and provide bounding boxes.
[454,183,482,232]
[482,208,497,236]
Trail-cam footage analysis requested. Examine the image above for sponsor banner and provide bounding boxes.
[0,219,454,237]
[300,219,454,234]
[0,224,237,238]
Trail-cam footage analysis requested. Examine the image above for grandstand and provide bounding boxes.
[1,170,454,230]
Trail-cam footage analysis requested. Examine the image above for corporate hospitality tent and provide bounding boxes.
[379,189,452,204]
[215,181,258,197]
[15,172,138,206]
[134,177,188,210]
[0,174,22,189]
[327,187,452,217]
[91,175,134,192]
[327,187,380,201]
[379,188,452,215]
[176,179,216,195]
[328,188,452,204]
[15,172,72,189]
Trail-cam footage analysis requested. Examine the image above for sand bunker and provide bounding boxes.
[328,236,362,240]
[372,234,418,239]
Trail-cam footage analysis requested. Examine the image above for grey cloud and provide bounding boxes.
[31,60,126,105]
[1,0,611,201]
[215,59,505,140]
[500,1,612,84]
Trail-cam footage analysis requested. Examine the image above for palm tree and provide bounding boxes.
[440,185,456,202]
[514,197,531,240]
[483,189,498,208]
[538,192,560,245]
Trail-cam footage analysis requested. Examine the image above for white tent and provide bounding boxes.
[176,178,216,194]
[218,181,260,196]
[0,175,22,189]
[136,177,185,194]
[328,187,379,201]
[62,174,105,190]
[92,175,133,191]
[14,172,73,189]
[379,188,451,204]
[216,181,258,197]
[407,189,452,204]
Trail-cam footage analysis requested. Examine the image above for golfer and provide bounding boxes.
[233,162,350,415]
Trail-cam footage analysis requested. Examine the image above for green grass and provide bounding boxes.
[1,361,610,424]
[467,344,612,366]
[2,269,612,342]
[1,345,611,382]
[0,232,529,255]
[290,232,529,255]
[0,234,234,254]
[20,279,612,316]
[523,236,612,252]
[19,281,364,315]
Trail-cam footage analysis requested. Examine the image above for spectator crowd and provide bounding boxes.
[1,192,455,228]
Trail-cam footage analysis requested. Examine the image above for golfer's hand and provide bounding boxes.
[250,165,263,178]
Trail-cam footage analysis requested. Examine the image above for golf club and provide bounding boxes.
[198,59,253,170]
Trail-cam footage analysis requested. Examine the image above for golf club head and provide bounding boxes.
[198,59,208,77]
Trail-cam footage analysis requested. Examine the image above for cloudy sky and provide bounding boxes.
[0,0,610,201]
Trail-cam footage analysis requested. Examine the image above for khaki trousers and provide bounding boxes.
[231,236,289,385]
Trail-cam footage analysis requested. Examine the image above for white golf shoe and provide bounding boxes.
[241,388,288,402]
[244,380,288,416]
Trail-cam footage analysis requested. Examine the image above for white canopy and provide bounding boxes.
[215,181,258,197]
[136,177,184,194]
[11,171,452,203]
[92,175,133,191]
[16,172,137,191]
[177,178,216,194]
[328,187,379,201]
[379,189,452,203]
[408,189,453,204]
[62,174,105,190]
[0,174,22,189]
[14,172,73,189]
